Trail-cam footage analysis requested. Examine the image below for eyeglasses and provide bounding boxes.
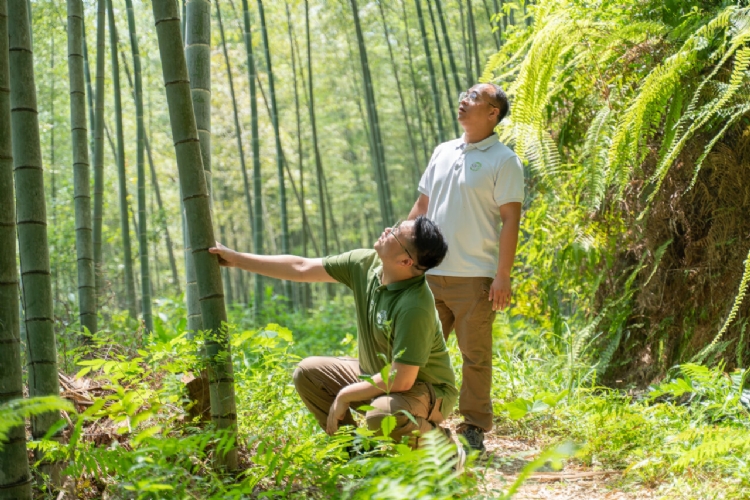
[458,89,500,109]
[390,220,415,263]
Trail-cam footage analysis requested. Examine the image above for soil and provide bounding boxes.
[443,419,658,499]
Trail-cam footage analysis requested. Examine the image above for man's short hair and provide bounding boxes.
[487,83,509,124]
[411,216,448,272]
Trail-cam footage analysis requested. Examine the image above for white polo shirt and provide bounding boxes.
[418,134,524,278]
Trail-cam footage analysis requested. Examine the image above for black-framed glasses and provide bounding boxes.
[458,89,499,109]
[390,220,415,263]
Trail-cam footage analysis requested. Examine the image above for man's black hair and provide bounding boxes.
[410,215,448,272]
[487,83,509,124]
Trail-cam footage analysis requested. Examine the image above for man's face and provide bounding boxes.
[374,220,416,267]
[457,84,501,129]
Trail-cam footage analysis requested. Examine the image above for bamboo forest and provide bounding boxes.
[4,0,750,498]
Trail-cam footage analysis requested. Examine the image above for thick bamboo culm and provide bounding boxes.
[150,0,238,470]
[8,0,61,486]
[0,0,32,497]
[67,0,97,338]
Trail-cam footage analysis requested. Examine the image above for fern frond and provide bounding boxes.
[581,104,614,208]
[508,14,590,176]
[642,46,750,216]
[685,103,750,192]
[693,245,750,363]
[605,7,738,201]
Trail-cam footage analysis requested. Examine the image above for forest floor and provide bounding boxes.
[440,419,658,499]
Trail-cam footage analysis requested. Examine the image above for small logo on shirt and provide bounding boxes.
[376,310,388,328]
[470,161,482,171]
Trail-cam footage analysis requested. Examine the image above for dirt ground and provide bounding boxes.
[444,419,659,499]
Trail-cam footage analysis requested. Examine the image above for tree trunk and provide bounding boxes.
[8,0,61,485]
[286,1,309,309]
[402,0,430,165]
[67,0,97,337]
[220,223,233,305]
[415,0,445,145]
[240,0,263,321]
[145,135,181,294]
[216,0,254,267]
[0,1,32,497]
[256,76,320,256]
[305,0,332,300]
[49,35,59,308]
[125,0,153,332]
[120,49,181,295]
[426,0,458,138]
[93,0,106,304]
[257,0,293,303]
[435,0,462,108]
[184,0,213,333]
[459,0,471,86]
[467,0,481,78]
[482,0,501,49]
[150,0,238,470]
[350,0,394,227]
[377,1,421,188]
[82,21,96,163]
[107,0,137,319]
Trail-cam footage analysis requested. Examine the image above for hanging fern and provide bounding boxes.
[642,44,750,215]
[685,102,750,192]
[692,246,750,364]
[581,104,614,207]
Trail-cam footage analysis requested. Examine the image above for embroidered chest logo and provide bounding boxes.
[470,161,482,171]
[376,310,388,328]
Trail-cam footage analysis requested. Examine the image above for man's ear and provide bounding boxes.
[399,256,413,268]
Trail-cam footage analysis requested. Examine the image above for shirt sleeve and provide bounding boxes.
[391,307,435,367]
[323,248,376,289]
[493,154,525,206]
[418,145,442,196]
[322,250,359,289]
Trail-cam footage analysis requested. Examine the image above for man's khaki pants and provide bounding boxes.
[427,275,495,431]
[293,356,444,446]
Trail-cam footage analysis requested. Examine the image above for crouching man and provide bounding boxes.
[209,216,458,446]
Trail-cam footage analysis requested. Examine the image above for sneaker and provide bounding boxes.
[457,423,486,453]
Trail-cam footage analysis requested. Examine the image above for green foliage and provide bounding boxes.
[0,397,73,446]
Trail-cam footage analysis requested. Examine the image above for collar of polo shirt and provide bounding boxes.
[457,133,499,152]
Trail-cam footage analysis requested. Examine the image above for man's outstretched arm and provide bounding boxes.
[209,242,338,283]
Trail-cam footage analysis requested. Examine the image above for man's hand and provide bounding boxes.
[326,397,350,435]
[208,241,236,267]
[489,274,511,311]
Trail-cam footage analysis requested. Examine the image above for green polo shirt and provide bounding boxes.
[324,249,457,417]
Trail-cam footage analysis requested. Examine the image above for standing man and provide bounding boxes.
[209,216,458,447]
[408,83,524,452]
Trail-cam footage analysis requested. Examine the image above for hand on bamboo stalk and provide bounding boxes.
[209,242,236,267]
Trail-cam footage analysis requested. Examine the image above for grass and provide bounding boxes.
[4,295,738,498]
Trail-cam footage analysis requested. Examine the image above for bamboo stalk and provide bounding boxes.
[257,0,293,303]
[8,0,62,485]
[150,0,238,470]
[125,0,153,332]
[0,0,32,496]
[239,0,263,320]
[426,0,458,137]
[67,0,97,337]
[415,0,445,144]
[107,0,137,318]
[377,1,421,188]
[93,0,106,304]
